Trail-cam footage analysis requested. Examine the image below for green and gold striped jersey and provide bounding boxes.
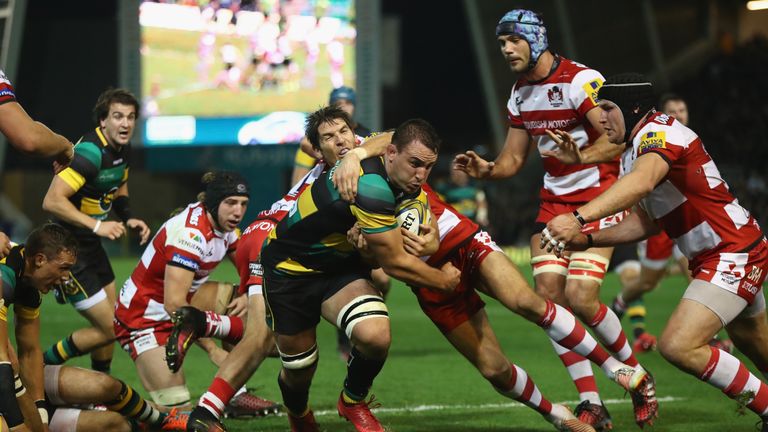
[0,245,41,322]
[57,127,129,223]
[262,157,411,277]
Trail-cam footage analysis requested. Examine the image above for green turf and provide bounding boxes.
[28,257,763,431]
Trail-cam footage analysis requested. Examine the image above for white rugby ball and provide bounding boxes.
[396,199,428,235]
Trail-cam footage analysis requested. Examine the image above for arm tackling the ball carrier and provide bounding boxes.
[589,206,660,248]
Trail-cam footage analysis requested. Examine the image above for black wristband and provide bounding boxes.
[572,210,587,227]
[586,233,594,248]
[0,362,24,427]
[113,195,132,222]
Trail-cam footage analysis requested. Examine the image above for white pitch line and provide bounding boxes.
[308,395,684,417]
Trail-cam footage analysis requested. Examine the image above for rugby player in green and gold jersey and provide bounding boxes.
[260,106,460,432]
[41,89,150,375]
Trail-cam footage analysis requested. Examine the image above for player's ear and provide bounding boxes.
[386,143,397,160]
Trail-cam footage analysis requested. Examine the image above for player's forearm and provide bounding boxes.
[591,212,658,247]
[380,254,452,291]
[488,153,525,179]
[26,122,71,157]
[577,172,653,223]
[579,137,624,164]
[18,348,43,401]
[42,194,98,230]
[356,131,393,158]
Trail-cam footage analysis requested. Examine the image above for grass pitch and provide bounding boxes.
[32,257,763,431]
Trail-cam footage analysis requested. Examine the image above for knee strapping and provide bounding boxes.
[568,252,609,284]
[336,295,389,339]
[279,344,319,370]
[531,255,570,277]
[149,385,190,407]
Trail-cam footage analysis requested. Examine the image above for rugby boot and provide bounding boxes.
[337,391,384,432]
[573,400,613,431]
[613,366,658,428]
[223,390,282,418]
[166,306,207,373]
[288,410,320,432]
[546,404,597,432]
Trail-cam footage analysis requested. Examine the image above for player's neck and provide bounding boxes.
[524,51,555,82]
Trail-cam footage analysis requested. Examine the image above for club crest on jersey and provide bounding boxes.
[547,86,564,107]
[582,79,603,105]
[638,131,666,154]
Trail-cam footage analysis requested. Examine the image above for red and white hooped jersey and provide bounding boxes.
[236,163,325,293]
[0,69,17,105]
[116,202,239,327]
[507,57,618,204]
[422,184,479,266]
[625,111,764,270]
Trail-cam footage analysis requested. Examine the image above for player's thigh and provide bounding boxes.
[529,233,567,303]
[636,266,667,293]
[476,251,544,321]
[78,298,116,335]
[101,281,117,308]
[444,309,508,377]
[74,410,130,432]
[134,346,185,392]
[726,291,768,345]
[48,365,119,405]
[190,281,234,313]
[660,297,723,356]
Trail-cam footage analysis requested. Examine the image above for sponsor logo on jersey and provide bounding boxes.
[0,89,15,99]
[523,118,578,131]
[99,187,119,212]
[654,114,671,125]
[171,253,199,270]
[249,262,263,276]
[547,86,564,107]
[188,232,202,242]
[190,207,203,226]
[177,238,204,255]
[638,131,666,154]
[748,266,763,283]
[582,78,603,105]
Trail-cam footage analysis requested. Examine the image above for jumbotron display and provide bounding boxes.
[139,0,356,146]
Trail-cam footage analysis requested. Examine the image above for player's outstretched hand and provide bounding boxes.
[227,294,248,318]
[440,261,461,292]
[0,231,10,258]
[453,151,494,179]
[127,218,151,245]
[332,151,363,203]
[541,129,583,164]
[96,221,126,240]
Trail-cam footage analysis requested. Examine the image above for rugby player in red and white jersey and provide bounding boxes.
[334,140,657,432]
[452,9,650,428]
[544,73,768,430]
[113,172,249,410]
[0,69,74,259]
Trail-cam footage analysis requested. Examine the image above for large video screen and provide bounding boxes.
[140,0,356,146]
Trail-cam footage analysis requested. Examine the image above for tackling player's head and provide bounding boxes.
[659,93,689,126]
[329,86,357,118]
[597,73,656,144]
[199,171,250,232]
[496,9,548,73]
[385,119,440,194]
[305,105,356,165]
[24,223,77,294]
[93,88,140,148]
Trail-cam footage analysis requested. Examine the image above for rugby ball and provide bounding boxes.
[396,199,429,235]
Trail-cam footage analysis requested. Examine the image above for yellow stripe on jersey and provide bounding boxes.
[275,258,316,275]
[122,167,130,182]
[350,205,397,234]
[14,305,39,320]
[320,233,355,252]
[95,126,110,147]
[58,167,87,191]
[0,300,6,322]
[297,189,319,220]
[80,197,105,217]
[294,148,317,169]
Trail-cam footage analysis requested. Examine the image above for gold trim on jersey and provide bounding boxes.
[297,189,318,220]
[350,205,396,232]
[14,305,39,320]
[319,233,354,252]
[95,126,109,147]
[0,299,6,322]
[79,196,108,216]
[275,258,315,275]
[122,167,130,182]
[58,167,87,191]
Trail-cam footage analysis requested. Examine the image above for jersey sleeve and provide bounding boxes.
[164,226,207,272]
[57,141,102,192]
[350,173,398,234]
[294,147,317,170]
[14,284,41,321]
[0,265,14,322]
[0,70,17,105]
[506,85,525,129]
[569,69,605,118]
[634,121,686,165]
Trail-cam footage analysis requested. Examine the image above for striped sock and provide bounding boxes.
[627,298,647,339]
[204,312,244,344]
[494,363,552,415]
[199,377,236,419]
[701,347,768,415]
[588,303,639,367]
[537,300,625,378]
[550,340,600,404]
[106,380,164,426]
[43,335,83,365]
